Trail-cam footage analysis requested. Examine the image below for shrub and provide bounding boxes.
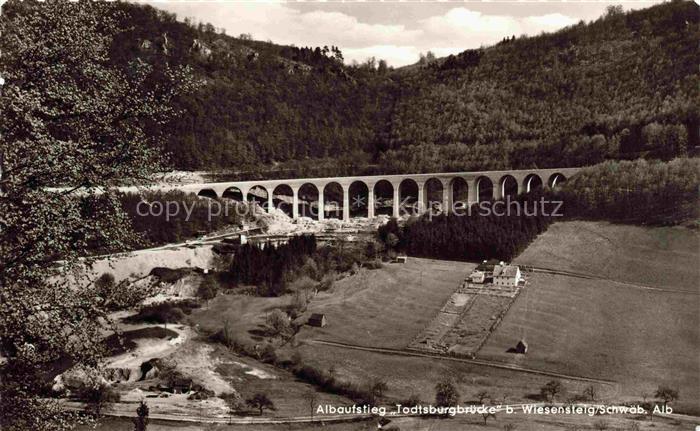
[246,393,276,416]
[435,377,459,407]
[78,383,120,417]
[133,401,149,431]
[126,300,200,324]
[400,394,422,408]
[265,309,291,337]
[540,380,563,402]
[260,344,277,364]
[370,378,388,398]
[287,275,317,293]
[149,267,189,283]
[655,385,679,407]
[363,259,383,270]
[318,272,336,291]
[197,277,219,301]
[95,272,115,291]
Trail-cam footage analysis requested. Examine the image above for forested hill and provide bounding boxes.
[110,2,394,173]
[114,1,698,176]
[381,1,699,173]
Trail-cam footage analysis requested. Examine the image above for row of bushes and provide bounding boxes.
[125,299,201,324]
[220,235,384,297]
[291,364,385,405]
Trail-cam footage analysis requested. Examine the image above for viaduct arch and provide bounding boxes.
[136,167,582,221]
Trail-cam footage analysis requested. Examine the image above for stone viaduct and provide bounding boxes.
[140,167,582,221]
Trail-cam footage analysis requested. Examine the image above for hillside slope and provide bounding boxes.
[380,1,699,173]
[110,3,393,174]
[481,221,700,411]
[112,1,698,175]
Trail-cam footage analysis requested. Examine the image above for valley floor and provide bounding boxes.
[77,221,699,430]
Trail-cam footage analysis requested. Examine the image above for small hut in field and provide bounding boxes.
[307,313,327,328]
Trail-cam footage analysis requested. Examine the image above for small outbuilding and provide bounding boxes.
[394,255,408,263]
[514,339,528,354]
[307,313,327,328]
[469,270,486,284]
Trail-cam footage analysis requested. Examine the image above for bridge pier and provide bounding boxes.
[417,182,425,214]
[342,186,350,222]
[467,179,477,205]
[392,184,400,218]
[442,183,450,215]
[292,187,299,219]
[317,188,325,221]
[367,183,375,219]
[493,176,503,201]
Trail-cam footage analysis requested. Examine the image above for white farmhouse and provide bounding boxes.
[492,264,522,287]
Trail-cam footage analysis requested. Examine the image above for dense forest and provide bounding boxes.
[556,157,699,225]
[379,194,554,262]
[109,1,698,176]
[228,235,318,296]
[119,191,250,247]
[380,2,699,173]
[109,3,393,174]
[376,157,698,262]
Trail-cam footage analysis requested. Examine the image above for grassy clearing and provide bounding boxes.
[480,272,700,410]
[294,342,601,405]
[515,221,699,291]
[296,257,475,349]
[483,221,700,412]
[189,293,291,344]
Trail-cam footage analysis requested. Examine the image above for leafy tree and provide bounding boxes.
[197,277,218,302]
[222,392,243,423]
[95,273,116,292]
[540,380,563,402]
[435,377,460,407]
[370,377,389,398]
[80,383,120,418]
[246,393,276,416]
[306,391,318,419]
[654,386,679,408]
[0,1,194,429]
[583,385,598,401]
[265,309,291,337]
[476,390,491,404]
[133,401,149,431]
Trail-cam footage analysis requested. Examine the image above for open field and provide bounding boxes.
[292,221,699,414]
[189,293,292,344]
[480,272,700,411]
[479,221,700,412]
[75,221,699,429]
[295,342,605,404]
[515,221,700,292]
[296,258,475,349]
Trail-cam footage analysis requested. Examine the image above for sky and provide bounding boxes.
[148,0,662,67]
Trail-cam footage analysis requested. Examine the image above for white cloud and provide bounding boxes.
[343,45,420,67]
[419,8,579,51]
[524,13,578,32]
[422,8,517,44]
[153,2,581,67]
